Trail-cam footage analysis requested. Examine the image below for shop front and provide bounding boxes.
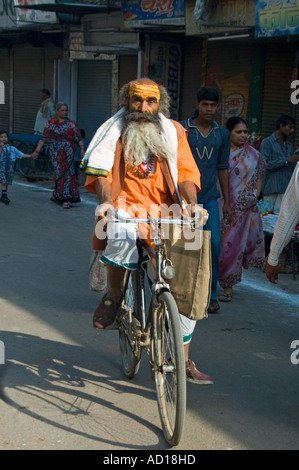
[182,0,299,147]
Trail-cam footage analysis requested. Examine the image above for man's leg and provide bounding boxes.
[93,265,126,329]
[180,315,213,385]
[106,265,126,304]
[203,199,221,313]
[93,211,139,329]
[1,182,9,204]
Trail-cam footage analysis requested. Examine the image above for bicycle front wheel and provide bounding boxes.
[152,291,186,447]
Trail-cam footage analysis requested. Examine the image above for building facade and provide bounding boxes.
[0,0,298,148]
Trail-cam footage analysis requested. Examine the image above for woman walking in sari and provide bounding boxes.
[218,117,266,302]
[33,103,85,209]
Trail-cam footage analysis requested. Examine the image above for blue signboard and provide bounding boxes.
[255,0,299,37]
[122,0,185,27]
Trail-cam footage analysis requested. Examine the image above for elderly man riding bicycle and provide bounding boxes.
[82,77,212,385]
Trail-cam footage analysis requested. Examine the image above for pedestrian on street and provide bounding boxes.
[34,89,56,135]
[0,131,36,205]
[180,87,232,313]
[32,103,85,209]
[260,114,298,214]
[218,117,266,301]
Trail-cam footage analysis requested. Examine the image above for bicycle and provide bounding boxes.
[107,209,202,446]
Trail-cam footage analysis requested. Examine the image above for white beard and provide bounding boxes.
[122,119,176,168]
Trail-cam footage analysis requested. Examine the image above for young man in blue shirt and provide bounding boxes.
[260,114,297,214]
[180,87,232,313]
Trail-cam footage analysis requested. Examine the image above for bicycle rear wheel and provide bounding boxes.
[118,271,142,379]
[152,291,186,446]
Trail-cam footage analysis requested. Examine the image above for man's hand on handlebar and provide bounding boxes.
[182,204,209,228]
[95,202,115,221]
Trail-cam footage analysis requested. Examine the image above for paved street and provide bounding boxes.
[0,172,299,450]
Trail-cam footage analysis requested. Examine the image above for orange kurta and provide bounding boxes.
[85,123,201,205]
[86,123,201,248]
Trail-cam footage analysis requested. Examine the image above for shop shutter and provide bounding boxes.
[13,46,43,134]
[262,43,295,141]
[0,48,10,130]
[77,60,112,141]
[206,40,254,126]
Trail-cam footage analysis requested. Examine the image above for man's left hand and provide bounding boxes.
[265,262,279,284]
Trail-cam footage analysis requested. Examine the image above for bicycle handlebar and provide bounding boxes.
[106,208,208,227]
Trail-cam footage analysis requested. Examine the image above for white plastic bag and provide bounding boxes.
[88,250,107,292]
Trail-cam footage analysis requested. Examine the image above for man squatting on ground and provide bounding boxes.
[83,78,213,384]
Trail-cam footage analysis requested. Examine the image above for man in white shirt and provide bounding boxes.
[265,162,299,283]
[34,89,56,134]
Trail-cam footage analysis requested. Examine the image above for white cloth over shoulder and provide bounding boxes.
[82,108,126,174]
[268,162,299,266]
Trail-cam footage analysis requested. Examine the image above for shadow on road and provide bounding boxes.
[0,331,166,450]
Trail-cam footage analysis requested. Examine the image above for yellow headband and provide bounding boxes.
[129,81,160,102]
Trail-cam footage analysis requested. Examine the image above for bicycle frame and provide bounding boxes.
[111,210,188,324]
[111,208,205,446]
[113,209,202,344]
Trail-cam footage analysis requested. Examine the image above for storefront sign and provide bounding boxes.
[220,74,249,122]
[224,93,245,119]
[0,0,17,28]
[122,0,185,27]
[255,0,299,37]
[13,0,57,26]
[149,39,182,120]
[186,0,255,35]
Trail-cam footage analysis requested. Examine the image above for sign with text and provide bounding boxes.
[122,0,185,27]
[13,0,57,26]
[255,0,299,37]
[149,39,181,120]
[186,0,255,36]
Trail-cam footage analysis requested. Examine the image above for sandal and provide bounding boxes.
[207,300,220,314]
[93,295,123,330]
[219,293,233,303]
[62,202,70,209]
[185,360,214,385]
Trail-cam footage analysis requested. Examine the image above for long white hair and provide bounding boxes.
[122,111,176,168]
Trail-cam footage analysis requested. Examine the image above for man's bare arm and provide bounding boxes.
[95,177,115,218]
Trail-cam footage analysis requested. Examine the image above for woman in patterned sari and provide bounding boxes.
[218,117,266,302]
[33,103,85,209]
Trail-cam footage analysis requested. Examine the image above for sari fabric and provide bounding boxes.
[43,118,81,203]
[218,142,266,288]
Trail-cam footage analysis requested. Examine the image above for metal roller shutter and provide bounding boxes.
[13,47,44,134]
[77,60,112,141]
[262,43,297,145]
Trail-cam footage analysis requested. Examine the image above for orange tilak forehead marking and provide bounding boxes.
[129,82,160,102]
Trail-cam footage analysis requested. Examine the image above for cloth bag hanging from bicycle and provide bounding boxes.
[166,225,212,321]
